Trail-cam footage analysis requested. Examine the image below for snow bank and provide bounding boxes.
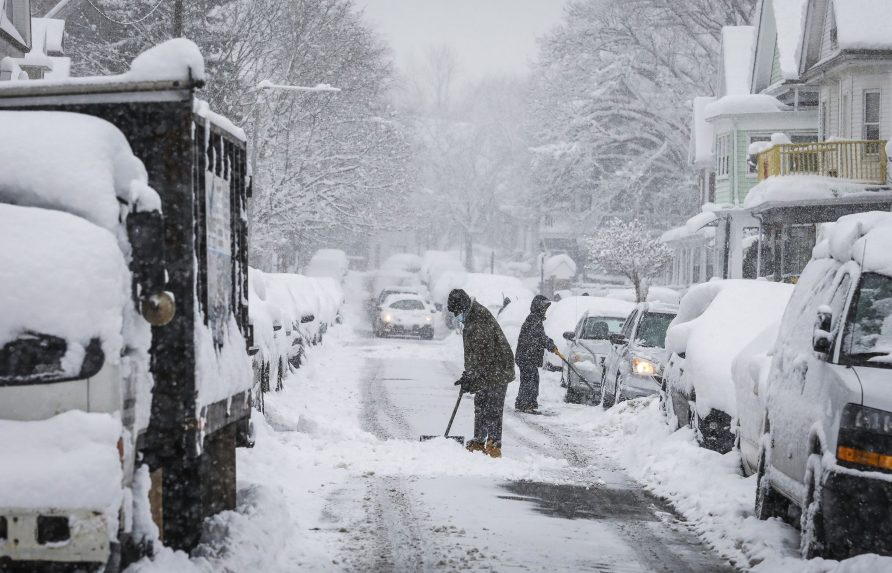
[0,411,124,537]
[0,111,160,233]
[127,38,205,82]
[744,176,884,210]
[667,280,794,417]
[0,205,130,366]
[420,250,465,287]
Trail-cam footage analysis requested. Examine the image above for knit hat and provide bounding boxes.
[447,289,472,315]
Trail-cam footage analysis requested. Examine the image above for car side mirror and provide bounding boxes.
[431,309,436,314]
[563,331,575,341]
[248,346,260,356]
[609,333,627,346]
[272,320,283,332]
[301,314,315,324]
[813,305,833,354]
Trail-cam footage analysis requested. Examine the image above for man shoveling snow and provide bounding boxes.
[447,289,516,458]
[514,295,558,414]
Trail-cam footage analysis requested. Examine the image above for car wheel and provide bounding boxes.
[601,376,615,409]
[261,361,270,393]
[564,386,583,404]
[755,439,789,521]
[276,357,284,392]
[658,379,668,417]
[613,374,624,405]
[733,421,746,475]
[801,453,828,559]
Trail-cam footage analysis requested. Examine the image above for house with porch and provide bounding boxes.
[663,13,819,285]
[746,0,892,281]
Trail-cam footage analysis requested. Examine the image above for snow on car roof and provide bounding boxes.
[667,279,794,417]
[812,211,892,275]
[640,301,680,315]
[0,204,130,359]
[0,110,160,232]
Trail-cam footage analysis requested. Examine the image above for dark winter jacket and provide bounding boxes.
[515,295,557,369]
[461,301,516,390]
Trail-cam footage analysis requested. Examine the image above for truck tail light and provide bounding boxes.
[837,403,892,473]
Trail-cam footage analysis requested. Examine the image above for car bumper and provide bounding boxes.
[822,465,892,556]
[381,323,432,335]
[0,508,111,565]
[621,375,660,399]
[567,363,601,394]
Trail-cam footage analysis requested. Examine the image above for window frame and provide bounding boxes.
[715,133,731,180]
[863,89,881,141]
[747,134,772,178]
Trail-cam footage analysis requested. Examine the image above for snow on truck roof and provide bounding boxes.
[812,211,892,275]
[0,203,130,358]
[0,110,160,232]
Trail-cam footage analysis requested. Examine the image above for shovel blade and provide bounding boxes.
[419,435,465,446]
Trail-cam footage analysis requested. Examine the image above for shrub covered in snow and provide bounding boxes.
[585,219,673,302]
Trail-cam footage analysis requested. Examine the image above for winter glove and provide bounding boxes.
[454,371,481,394]
[547,338,558,353]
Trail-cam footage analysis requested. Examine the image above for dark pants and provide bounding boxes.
[514,365,539,410]
[473,383,508,445]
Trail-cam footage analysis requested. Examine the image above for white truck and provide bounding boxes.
[0,40,254,570]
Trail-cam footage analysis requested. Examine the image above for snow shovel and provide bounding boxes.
[554,349,599,394]
[419,389,465,445]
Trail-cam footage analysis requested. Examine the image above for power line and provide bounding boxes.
[83,0,166,26]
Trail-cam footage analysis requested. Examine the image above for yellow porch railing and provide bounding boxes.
[757,140,888,184]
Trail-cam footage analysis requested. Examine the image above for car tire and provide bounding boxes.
[755,440,788,521]
[613,374,624,405]
[422,327,434,340]
[658,379,668,417]
[801,453,828,559]
[601,376,615,409]
[564,386,584,404]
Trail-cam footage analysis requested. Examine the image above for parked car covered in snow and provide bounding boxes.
[600,302,678,408]
[304,248,349,283]
[551,297,635,403]
[374,294,435,339]
[755,212,892,559]
[663,280,793,453]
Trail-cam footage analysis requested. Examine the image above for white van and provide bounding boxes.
[757,211,892,559]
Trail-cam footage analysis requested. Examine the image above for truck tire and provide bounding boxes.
[755,441,789,521]
[801,454,828,559]
[600,377,615,409]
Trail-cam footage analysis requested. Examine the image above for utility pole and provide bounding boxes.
[173,0,183,36]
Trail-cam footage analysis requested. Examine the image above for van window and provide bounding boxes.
[635,312,676,348]
[842,273,892,367]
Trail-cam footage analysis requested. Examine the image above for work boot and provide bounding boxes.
[484,440,502,459]
[466,440,486,453]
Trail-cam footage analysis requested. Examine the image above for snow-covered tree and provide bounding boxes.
[585,218,672,302]
[528,0,757,232]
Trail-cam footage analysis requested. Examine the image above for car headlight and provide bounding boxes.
[425,316,432,322]
[383,314,392,323]
[631,357,657,376]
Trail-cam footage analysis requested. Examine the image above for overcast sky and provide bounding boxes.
[357,0,569,81]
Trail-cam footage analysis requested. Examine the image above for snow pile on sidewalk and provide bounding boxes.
[573,397,892,572]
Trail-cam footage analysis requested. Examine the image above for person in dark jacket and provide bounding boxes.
[514,295,557,413]
[447,289,516,458]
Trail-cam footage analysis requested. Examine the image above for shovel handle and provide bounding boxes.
[444,389,464,437]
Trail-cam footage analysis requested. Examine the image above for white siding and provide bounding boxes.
[820,0,836,61]
[824,84,840,137]
[851,73,892,141]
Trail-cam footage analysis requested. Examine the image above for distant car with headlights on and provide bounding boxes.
[599,302,677,408]
[374,294,435,339]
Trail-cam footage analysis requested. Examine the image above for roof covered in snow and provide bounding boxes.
[705,93,789,119]
[0,111,160,232]
[720,26,756,97]
[833,0,892,51]
[543,254,577,280]
[773,0,809,79]
[744,175,891,210]
[660,211,717,243]
[690,96,716,167]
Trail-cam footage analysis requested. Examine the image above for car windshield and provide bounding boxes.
[844,272,892,367]
[580,316,624,340]
[391,299,425,311]
[0,334,104,386]
[634,312,675,348]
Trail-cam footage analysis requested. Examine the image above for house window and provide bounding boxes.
[748,135,771,176]
[715,133,731,179]
[864,90,881,141]
[544,215,554,228]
